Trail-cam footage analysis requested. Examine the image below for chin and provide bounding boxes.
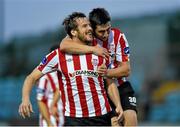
[87,37,93,42]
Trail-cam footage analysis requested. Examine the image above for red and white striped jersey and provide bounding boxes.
[38,49,111,118]
[36,71,64,126]
[93,28,130,87]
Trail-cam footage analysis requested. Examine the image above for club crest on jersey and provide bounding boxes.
[42,57,47,64]
[91,58,98,66]
[124,47,130,55]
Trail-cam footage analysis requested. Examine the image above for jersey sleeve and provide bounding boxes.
[116,33,130,62]
[36,76,47,101]
[37,50,59,74]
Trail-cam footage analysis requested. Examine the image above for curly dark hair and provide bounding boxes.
[62,12,86,38]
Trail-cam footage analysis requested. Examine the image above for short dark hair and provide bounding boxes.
[62,12,86,38]
[89,8,111,30]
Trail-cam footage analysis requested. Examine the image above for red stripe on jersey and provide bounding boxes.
[47,73,56,92]
[38,50,57,71]
[92,38,98,46]
[102,40,108,49]
[112,28,121,44]
[73,55,89,117]
[57,71,65,116]
[58,49,76,117]
[86,54,102,116]
[98,56,111,112]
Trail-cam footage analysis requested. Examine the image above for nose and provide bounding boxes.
[88,25,92,31]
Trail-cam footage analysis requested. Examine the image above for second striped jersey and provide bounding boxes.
[93,28,130,86]
[36,71,64,126]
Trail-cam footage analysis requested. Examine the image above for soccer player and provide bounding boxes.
[36,45,64,126]
[18,12,123,126]
[60,8,138,126]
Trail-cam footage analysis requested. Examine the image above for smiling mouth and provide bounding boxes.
[87,31,92,37]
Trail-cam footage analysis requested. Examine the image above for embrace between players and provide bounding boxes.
[18,8,137,126]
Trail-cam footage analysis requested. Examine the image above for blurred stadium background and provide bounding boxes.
[0,0,180,126]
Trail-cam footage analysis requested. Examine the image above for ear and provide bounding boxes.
[71,29,77,37]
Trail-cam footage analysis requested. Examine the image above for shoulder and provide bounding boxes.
[111,28,122,35]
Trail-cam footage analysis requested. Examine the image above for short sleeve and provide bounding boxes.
[116,33,130,62]
[37,50,59,74]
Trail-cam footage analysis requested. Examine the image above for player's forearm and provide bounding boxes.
[52,89,60,106]
[38,101,51,124]
[22,75,37,101]
[107,79,121,108]
[22,68,43,101]
[106,63,130,78]
[60,40,94,54]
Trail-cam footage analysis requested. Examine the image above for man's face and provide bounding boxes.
[75,17,93,43]
[94,22,111,42]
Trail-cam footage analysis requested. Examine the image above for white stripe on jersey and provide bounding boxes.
[116,33,123,62]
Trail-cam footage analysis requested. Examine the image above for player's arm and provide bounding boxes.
[19,68,43,118]
[106,79,123,120]
[106,61,130,78]
[60,36,109,58]
[50,88,60,119]
[37,100,53,126]
[97,63,123,115]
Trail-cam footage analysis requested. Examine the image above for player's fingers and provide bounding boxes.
[23,105,30,117]
[19,105,26,118]
[103,49,109,57]
[29,104,34,113]
[118,113,124,122]
[20,111,26,119]
[97,70,106,75]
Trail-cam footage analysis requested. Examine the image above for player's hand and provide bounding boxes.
[18,99,34,118]
[115,105,124,124]
[97,63,107,76]
[92,45,109,59]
